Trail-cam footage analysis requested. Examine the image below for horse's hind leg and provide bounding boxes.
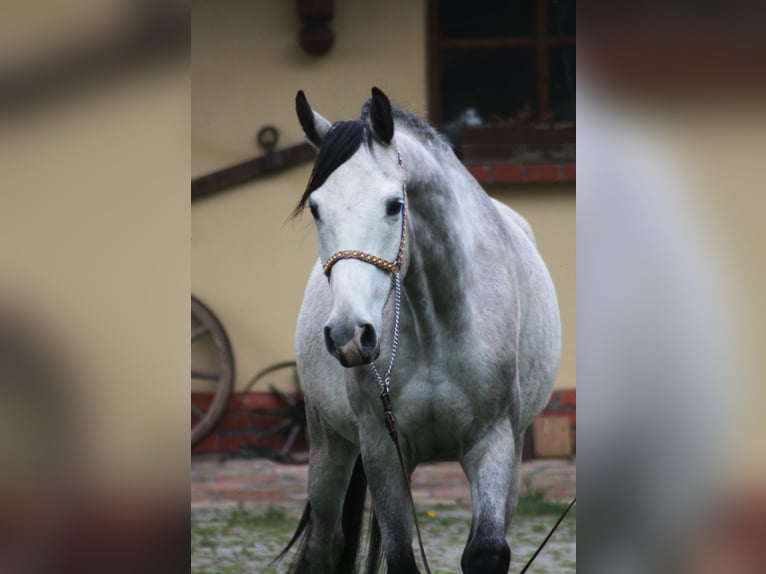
[460,418,515,574]
[292,404,359,574]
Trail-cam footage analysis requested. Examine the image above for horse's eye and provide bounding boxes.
[386,199,404,217]
[309,203,320,220]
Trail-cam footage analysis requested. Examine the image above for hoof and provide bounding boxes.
[461,539,511,574]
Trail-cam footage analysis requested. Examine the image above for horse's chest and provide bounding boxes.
[349,354,509,460]
[394,371,485,461]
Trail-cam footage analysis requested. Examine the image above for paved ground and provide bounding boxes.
[192,456,576,573]
[191,456,576,509]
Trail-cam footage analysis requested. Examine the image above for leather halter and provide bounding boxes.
[321,147,407,277]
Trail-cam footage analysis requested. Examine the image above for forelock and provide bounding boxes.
[292,120,369,217]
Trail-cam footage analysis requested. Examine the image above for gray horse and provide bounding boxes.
[279,88,560,574]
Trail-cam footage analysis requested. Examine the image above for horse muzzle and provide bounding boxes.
[324,322,379,367]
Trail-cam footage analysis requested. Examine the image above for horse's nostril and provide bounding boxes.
[324,325,337,356]
[325,322,375,365]
[359,324,377,351]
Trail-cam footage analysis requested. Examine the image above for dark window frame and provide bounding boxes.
[426,0,575,131]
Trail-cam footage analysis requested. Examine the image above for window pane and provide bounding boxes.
[549,0,576,36]
[440,48,537,127]
[439,0,536,38]
[549,45,575,122]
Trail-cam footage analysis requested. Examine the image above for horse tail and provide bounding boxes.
[276,455,368,574]
[274,501,312,570]
[365,512,383,574]
[337,455,368,573]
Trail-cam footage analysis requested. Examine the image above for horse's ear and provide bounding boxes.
[369,87,394,145]
[296,90,332,148]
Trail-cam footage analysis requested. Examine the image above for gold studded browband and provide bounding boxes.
[322,146,408,277]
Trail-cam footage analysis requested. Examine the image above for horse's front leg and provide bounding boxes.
[359,420,421,574]
[298,405,359,574]
[460,418,515,574]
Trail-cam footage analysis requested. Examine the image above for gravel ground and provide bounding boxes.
[191,502,575,573]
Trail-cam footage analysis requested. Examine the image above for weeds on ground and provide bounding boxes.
[192,499,574,573]
[516,474,576,516]
[516,490,575,516]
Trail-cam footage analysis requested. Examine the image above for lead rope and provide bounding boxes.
[368,272,401,396]
[369,273,432,574]
[519,497,576,573]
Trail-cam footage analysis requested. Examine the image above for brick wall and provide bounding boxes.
[193,388,575,458]
[192,392,307,459]
[465,162,575,184]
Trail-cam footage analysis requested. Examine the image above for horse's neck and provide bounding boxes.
[396,130,485,339]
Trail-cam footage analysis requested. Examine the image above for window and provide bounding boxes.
[428,0,575,166]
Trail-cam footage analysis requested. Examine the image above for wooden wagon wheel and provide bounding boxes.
[239,361,308,464]
[191,296,235,447]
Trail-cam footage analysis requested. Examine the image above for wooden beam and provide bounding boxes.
[191,143,316,202]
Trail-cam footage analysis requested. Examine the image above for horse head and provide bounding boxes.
[295,87,408,368]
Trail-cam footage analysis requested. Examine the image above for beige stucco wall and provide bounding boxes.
[490,184,576,389]
[192,0,428,177]
[192,0,576,392]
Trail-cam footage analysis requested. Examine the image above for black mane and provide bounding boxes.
[361,98,451,153]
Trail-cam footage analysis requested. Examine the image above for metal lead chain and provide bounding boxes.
[369,272,402,396]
